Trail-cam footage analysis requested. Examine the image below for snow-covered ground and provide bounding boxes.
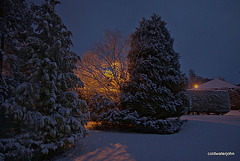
[54,110,240,161]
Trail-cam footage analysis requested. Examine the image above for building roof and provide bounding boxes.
[198,79,240,89]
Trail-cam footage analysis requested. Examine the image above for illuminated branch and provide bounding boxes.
[76,30,129,101]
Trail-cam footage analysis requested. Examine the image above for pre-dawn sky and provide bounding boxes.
[55,0,240,84]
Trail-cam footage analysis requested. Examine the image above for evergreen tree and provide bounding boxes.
[0,0,88,160]
[121,14,188,121]
[0,0,32,146]
[0,0,31,105]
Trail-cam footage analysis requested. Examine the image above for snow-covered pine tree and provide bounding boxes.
[120,13,189,133]
[0,0,31,107]
[0,0,88,160]
[0,0,32,152]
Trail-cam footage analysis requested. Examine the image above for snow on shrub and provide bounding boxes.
[187,89,231,114]
[121,110,185,134]
[90,109,185,134]
[87,94,118,122]
[228,89,240,110]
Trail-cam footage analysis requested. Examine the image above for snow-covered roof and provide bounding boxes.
[197,79,240,89]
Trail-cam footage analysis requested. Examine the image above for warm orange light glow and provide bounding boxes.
[74,143,134,161]
[194,84,199,89]
[85,121,102,129]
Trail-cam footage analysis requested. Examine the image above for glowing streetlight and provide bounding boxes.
[194,84,199,89]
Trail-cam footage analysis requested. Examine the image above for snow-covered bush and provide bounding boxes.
[86,94,118,122]
[90,109,185,134]
[0,0,88,160]
[228,89,240,110]
[187,89,231,114]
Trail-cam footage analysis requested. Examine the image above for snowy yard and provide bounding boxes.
[54,111,240,161]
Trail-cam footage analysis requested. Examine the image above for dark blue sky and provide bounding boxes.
[55,0,240,84]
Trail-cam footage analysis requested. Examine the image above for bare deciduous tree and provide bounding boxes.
[76,30,129,101]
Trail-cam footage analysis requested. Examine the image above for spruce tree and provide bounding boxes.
[0,0,31,105]
[0,0,32,144]
[121,14,188,121]
[0,0,88,160]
